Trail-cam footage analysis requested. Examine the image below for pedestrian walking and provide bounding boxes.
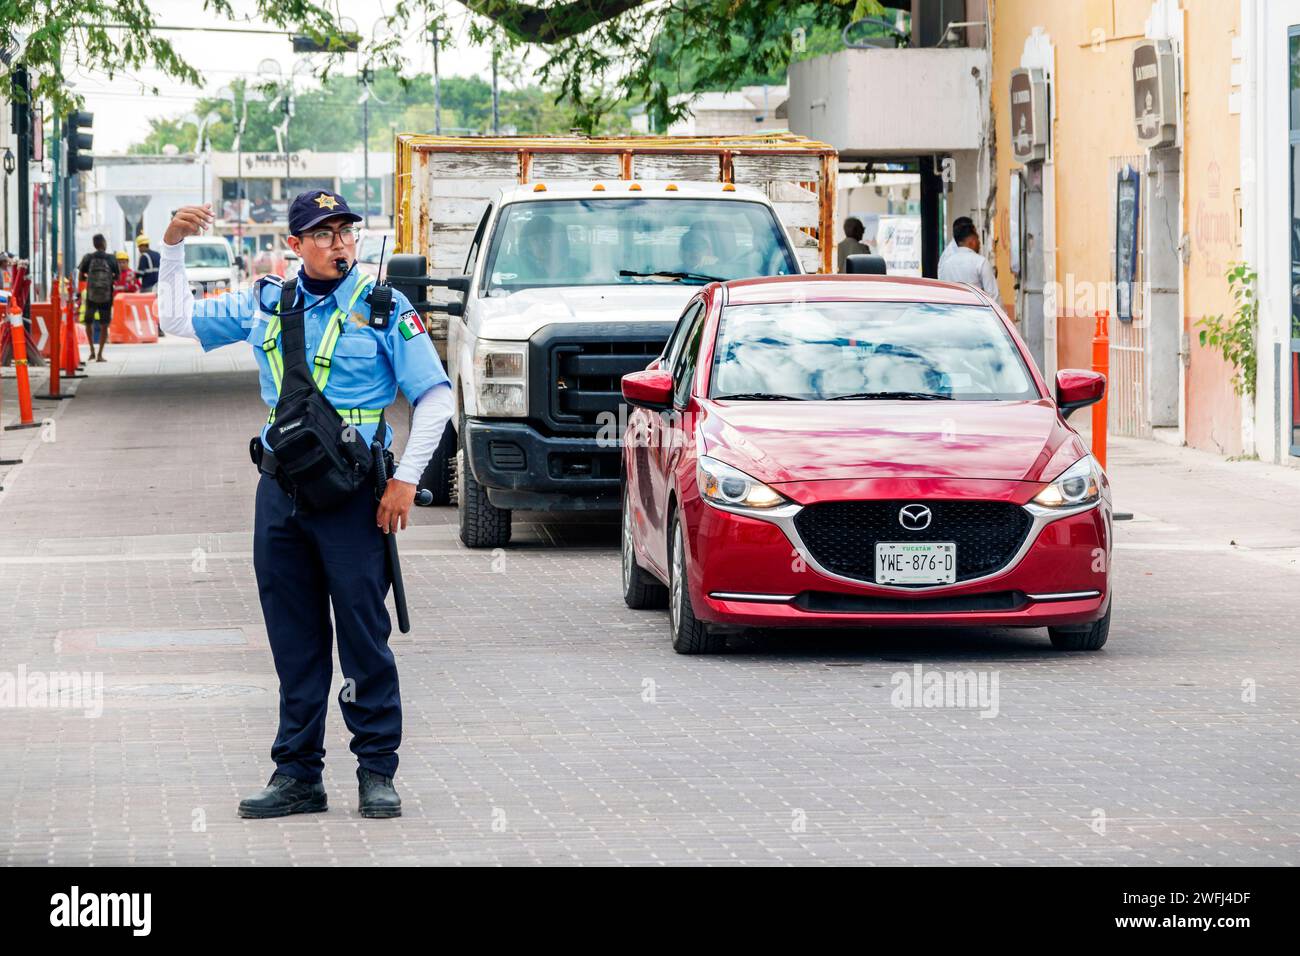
[156,192,454,820]
[77,234,120,363]
[938,216,975,274]
[936,217,999,299]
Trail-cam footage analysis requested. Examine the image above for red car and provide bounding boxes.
[619,275,1112,654]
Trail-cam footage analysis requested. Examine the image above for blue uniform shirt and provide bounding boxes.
[190,268,449,449]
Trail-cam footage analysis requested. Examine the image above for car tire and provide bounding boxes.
[1048,600,1111,651]
[668,514,726,654]
[457,442,511,549]
[417,419,457,507]
[622,485,667,610]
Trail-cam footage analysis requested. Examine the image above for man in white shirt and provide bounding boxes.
[937,217,999,300]
[937,216,972,273]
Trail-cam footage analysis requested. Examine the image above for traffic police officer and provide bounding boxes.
[157,191,453,819]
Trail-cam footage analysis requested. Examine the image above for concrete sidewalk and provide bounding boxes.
[2,338,1297,866]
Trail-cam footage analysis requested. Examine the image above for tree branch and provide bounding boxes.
[460,0,650,44]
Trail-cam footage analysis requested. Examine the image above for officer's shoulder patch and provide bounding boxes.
[396,308,427,341]
[254,275,285,312]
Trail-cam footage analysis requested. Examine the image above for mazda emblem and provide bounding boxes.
[898,504,932,531]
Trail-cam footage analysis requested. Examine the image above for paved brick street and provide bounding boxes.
[2,340,1299,865]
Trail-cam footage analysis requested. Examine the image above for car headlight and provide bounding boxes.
[1028,455,1104,512]
[473,339,527,417]
[697,455,787,510]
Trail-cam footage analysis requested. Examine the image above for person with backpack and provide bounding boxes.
[77,234,120,363]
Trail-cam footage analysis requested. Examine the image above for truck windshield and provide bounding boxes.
[482,198,798,293]
[185,244,232,269]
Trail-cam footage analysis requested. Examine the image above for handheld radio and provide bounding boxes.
[365,235,394,330]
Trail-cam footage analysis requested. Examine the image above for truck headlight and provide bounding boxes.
[1027,455,1104,514]
[473,339,528,417]
[697,455,787,510]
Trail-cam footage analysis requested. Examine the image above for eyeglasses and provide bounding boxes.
[303,225,361,249]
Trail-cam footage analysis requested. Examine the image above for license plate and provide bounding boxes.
[875,542,957,585]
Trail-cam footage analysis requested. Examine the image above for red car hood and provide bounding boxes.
[700,399,1088,484]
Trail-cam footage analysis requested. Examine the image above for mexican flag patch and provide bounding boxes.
[397,309,426,341]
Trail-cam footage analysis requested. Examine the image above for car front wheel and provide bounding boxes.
[1048,600,1111,651]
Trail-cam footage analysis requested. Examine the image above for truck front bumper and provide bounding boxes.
[463,419,621,512]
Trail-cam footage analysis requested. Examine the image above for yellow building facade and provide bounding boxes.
[991,0,1248,455]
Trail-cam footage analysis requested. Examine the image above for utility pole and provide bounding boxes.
[283,91,292,209]
[360,67,372,228]
[50,113,59,284]
[12,67,31,314]
[432,27,442,135]
[491,45,499,135]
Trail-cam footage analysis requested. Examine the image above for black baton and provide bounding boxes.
[372,441,414,634]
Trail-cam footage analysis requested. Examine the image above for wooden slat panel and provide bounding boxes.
[421,151,518,179]
[786,227,819,248]
[771,201,819,228]
[430,196,491,226]
[426,225,476,271]
[529,152,623,180]
[732,153,822,183]
[768,180,818,203]
[425,178,515,199]
[796,249,821,272]
[631,153,721,181]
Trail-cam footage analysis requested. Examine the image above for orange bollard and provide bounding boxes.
[1091,310,1109,471]
[61,282,84,378]
[38,289,65,400]
[4,301,39,431]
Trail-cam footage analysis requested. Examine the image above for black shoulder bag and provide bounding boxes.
[265,278,379,512]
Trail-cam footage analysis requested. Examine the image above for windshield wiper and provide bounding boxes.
[619,269,727,284]
[826,391,953,401]
[713,392,805,401]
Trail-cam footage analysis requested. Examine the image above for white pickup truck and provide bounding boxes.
[387,134,836,547]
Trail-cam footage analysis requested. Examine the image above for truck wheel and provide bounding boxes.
[417,420,456,507]
[1048,601,1112,651]
[457,445,511,548]
[668,515,726,654]
[622,485,667,609]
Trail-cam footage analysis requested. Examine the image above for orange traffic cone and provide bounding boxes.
[3,296,39,435]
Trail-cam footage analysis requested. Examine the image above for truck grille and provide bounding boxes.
[792,500,1034,587]
[522,325,666,437]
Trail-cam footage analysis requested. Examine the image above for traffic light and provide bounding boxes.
[66,111,93,173]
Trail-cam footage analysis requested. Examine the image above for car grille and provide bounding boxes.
[549,339,664,432]
[792,500,1034,586]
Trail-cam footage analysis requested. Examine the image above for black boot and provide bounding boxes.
[237,773,327,819]
[357,768,402,818]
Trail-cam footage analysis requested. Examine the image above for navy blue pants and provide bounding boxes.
[252,475,400,783]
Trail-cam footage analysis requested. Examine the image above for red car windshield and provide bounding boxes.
[709,301,1040,401]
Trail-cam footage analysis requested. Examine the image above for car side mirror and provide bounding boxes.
[845,254,888,275]
[622,369,674,411]
[1055,369,1106,419]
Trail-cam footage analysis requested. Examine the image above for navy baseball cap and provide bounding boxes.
[288,190,362,236]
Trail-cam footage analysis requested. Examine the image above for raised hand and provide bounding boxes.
[163,204,215,245]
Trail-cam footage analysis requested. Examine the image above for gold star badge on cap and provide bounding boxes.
[314,193,339,210]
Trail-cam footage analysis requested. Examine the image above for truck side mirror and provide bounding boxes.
[385,253,429,308]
